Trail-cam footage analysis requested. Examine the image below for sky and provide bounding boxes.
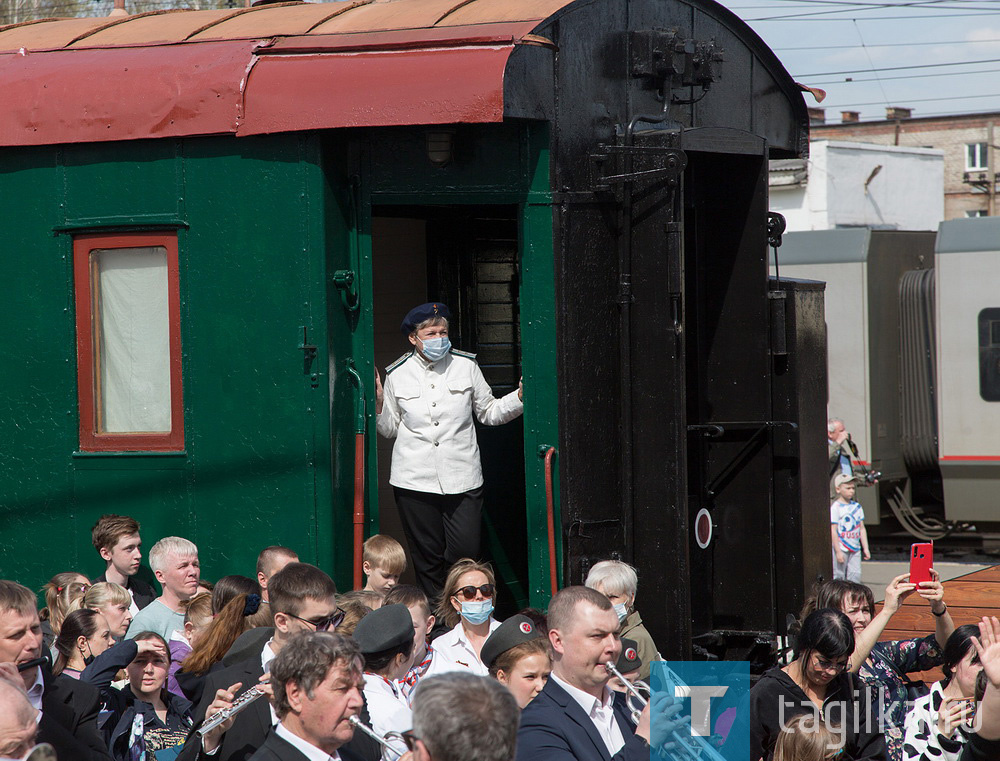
[722,0,1000,123]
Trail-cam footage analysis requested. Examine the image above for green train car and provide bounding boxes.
[0,0,829,660]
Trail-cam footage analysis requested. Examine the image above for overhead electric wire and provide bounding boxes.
[777,38,1000,51]
[808,66,1000,85]
[794,56,1000,78]
[824,91,1000,108]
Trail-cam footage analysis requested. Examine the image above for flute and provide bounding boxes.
[348,716,405,759]
[196,685,267,737]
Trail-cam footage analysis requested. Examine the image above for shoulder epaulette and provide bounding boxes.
[450,348,477,361]
[386,352,414,375]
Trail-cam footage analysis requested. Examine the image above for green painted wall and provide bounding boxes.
[0,135,342,592]
[0,124,559,608]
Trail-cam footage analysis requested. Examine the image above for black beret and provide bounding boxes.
[480,614,543,670]
[400,302,451,335]
[615,637,643,674]
[352,604,413,655]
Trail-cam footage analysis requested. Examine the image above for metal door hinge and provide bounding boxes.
[299,326,319,388]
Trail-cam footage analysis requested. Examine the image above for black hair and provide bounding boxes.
[942,625,980,686]
[794,608,855,665]
[363,637,415,675]
[53,608,101,675]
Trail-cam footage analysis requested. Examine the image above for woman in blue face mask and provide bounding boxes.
[426,559,501,677]
[374,303,525,604]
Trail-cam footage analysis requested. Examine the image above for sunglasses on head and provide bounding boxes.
[287,608,346,632]
[452,584,495,601]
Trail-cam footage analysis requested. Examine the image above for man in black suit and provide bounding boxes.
[91,514,156,612]
[516,586,673,761]
[0,580,112,761]
[248,631,368,761]
[178,563,377,761]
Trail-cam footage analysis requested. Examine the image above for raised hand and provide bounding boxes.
[882,573,917,615]
[375,369,384,414]
[972,617,1000,689]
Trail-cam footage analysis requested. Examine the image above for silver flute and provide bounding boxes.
[348,715,406,759]
[604,661,728,761]
[196,685,268,738]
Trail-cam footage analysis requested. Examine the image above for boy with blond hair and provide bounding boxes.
[362,534,406,598]
[831,474,870,582]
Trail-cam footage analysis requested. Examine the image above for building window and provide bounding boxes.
[967,210,988,218]
[967,142,988,171]
[73,232,184,451]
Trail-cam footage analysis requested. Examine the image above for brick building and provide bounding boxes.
[809,107,1000,220]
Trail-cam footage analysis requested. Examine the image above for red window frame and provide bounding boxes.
[73,232,184,452]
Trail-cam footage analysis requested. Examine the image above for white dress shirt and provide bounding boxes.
[377,351,523,494]
[262,640,279,726]
[425,619,501,677]
[550,673,626,756]
[25,667,43,722]
[275,721,341,761]
[362,673,411,761]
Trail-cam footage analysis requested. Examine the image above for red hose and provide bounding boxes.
[544,446,558,597]
[352,432,365,590]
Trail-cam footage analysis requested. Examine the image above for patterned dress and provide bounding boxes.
[857,634,944,761]
[902,682,972,761]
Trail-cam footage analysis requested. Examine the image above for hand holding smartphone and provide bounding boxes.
[910,542,933,586]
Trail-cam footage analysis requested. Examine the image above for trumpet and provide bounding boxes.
[604,661,728,761]
[196,685,268,738]
[348,716,407,759]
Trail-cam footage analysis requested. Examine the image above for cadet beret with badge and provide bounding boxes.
[400,302,452,335]
[480,614,544,669]
[615,637,643,674]
[352,603,413,654]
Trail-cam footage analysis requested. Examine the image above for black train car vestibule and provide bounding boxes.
[0,0,829,663]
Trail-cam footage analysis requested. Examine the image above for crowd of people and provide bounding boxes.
[0,511,676,761]
[4,512,1000,761]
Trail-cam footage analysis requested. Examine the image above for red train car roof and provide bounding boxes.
[0,0,566,145]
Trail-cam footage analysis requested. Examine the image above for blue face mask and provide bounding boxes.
[613,602,628,622]
[460,599,494,625]
[420,336,451,362]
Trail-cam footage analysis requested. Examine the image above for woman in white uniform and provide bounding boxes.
[375,302,523,601]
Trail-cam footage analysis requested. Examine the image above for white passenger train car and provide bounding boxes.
[935,218,1000,522]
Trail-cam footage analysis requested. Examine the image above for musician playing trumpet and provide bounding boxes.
[516,587,684,761]
[247,630,369,761]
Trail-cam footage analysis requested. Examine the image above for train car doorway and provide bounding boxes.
[370,205,528,614]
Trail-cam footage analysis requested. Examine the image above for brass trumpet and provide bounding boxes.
[348,715,407,759]
[603,661,728,761]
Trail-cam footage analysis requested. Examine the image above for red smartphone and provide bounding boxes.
[910,542,933,586]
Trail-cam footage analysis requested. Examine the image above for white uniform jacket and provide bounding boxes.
[362,673,412,761]
[424,618,501,678]
[376,349,523,494]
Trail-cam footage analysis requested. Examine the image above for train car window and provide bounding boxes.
[978,307,1000,402]
[73,232,184,451]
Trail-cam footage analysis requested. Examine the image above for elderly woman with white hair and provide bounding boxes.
[585,559,660,680]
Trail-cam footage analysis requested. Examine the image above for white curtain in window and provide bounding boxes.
[95,247,171,433]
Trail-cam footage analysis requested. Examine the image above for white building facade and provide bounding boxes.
[769,140,944,232]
